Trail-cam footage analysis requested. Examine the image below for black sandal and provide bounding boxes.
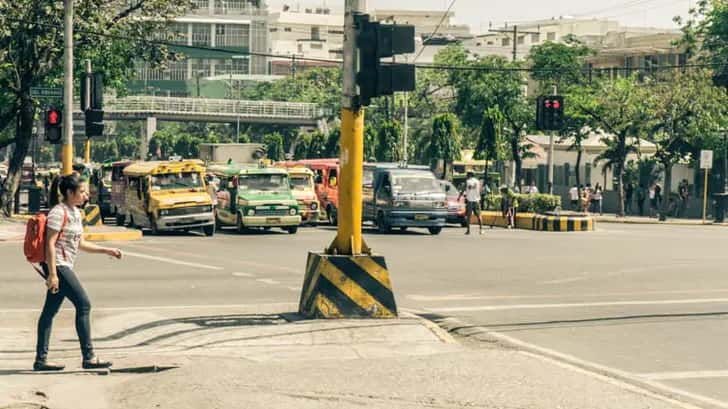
[33,361,65,371]
[82,356,113,369]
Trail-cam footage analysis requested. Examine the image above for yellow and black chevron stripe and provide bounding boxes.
[532,214,594,232]
[298,252,397,319]
[82,205,103,227]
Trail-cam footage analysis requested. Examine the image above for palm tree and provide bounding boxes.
[593,137,638,216]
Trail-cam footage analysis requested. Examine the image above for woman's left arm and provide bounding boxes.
[79,238,123,259]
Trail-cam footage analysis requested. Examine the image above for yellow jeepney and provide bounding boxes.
[120,160,215,236]
[277,165,320,225]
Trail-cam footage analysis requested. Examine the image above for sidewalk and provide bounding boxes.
[594,213,728,226]
[0,218,142,242]
[0,304,692,409]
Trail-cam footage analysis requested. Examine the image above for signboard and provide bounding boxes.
[30,87,63,99]
[700,150,713,169]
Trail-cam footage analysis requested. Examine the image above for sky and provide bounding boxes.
[266,0,694,33]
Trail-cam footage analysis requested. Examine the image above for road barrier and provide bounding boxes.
[82,205,103,227]
[478,211,595,232]
[299,252,397,319]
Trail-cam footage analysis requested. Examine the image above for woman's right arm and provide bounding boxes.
[45,228,60,293]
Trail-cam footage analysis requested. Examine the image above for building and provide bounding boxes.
[267,6,343,76]
[132,0,270,98]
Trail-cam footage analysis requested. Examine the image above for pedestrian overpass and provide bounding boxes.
[73,95,326,126]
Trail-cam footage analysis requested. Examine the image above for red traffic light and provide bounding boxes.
[544,100,552,108]
[47,109,61,126]
[553,100,561,109]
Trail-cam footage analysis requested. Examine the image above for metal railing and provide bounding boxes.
[76,96,325,120]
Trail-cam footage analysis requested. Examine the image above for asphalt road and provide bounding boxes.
[2,222,727,407]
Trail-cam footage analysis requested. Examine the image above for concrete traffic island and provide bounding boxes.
[478,211,596,232]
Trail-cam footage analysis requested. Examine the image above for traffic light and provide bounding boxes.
[536,95,565,131]
[82,72,104,137]
[45,108,62,144]
[356,14,416,106]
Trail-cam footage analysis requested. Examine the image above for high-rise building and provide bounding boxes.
[131,0,270,98]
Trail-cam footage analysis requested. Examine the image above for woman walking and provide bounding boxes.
[34,174,123,371]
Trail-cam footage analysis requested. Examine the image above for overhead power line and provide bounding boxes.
[413,0,458,62]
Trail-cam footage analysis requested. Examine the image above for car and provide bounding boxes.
[439,180,467,227]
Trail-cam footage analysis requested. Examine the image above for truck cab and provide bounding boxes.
[120,160,215,236]
[275,164,321,225]
[296,159,339,225]
[363,164,447,235]
[210,164,301,234]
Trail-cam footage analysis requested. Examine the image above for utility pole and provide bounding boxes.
[489,24,540,62]
[548,85,557,194]
[83,60,92,164]
[62,0,74,175]
[403,91,408,164]
[330,0,367,256]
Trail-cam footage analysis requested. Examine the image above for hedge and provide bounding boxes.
[483,193,561,214]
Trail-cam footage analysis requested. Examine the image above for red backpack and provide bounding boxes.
[24,207,67,278]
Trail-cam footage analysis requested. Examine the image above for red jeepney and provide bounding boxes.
[295,159,339,225]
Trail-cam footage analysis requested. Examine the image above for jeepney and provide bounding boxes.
[275,164,320,225]
[89,162,113,217]
[296,158,339,225]
[209,164,301,234]
[120,160,215,236]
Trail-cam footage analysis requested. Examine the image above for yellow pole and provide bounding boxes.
[62,143,73,175]
[331,108,364,255]
[703,168,709,224]
[84,139,91,163]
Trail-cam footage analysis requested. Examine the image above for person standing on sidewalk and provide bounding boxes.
[569,184,579,210]
[34,174,123,372]
[459,172,483,235]
[636,184,646,216]
[678,180,690,218]
[592,183,603,215]
[625,182,634,215]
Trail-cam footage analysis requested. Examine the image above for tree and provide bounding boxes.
[528,37,593,93]
[644,69,727,219]
[571,76,650,216]
[263,133,285,161]
[0,0,191,215]
[474,108,502,189]
[374,121,402,163]
[426,113,462,178]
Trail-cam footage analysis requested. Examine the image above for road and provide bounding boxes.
[1,223,727,407]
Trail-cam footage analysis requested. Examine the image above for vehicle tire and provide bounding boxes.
[203,224,215,237]
[399,226,408,232]
[328,206,338,226]
[115,212,126,227]
[128,215,135,229]
[285,226,298,234]
[214,211,221,231]
[377,213,391,234]
[236,213,246,234]
[151,218,160,235]
[428,226,443,235]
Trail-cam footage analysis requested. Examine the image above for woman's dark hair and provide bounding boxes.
[49,174,81,207]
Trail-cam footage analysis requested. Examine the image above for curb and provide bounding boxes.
[594,217,727,227]
[83,229,143,242]
[479,211,595,232]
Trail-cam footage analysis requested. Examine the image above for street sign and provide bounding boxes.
[700,150,713,169]
[30,87,63,99]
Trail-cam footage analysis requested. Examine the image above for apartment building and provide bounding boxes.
[132,0,270,98]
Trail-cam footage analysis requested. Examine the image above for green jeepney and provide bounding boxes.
[209,164,301,234]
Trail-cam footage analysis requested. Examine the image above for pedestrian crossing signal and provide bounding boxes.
[536,96,564,131]
[45,108,62,144]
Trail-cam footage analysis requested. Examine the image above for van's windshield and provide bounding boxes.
[238,174,289,194]
[392,173,443,193]
[290,175,313,190]
[151,172,202,190]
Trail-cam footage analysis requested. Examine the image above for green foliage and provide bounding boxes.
[426,113,462,167]
[483,194,561,214]
[375,121,402,162]
[528,38,593,92]
[364,125,378,162]
[263,132,285,161]
[474,108,501,161]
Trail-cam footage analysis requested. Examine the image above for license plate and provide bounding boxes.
[267,217,281,224]
[415,214,429,221]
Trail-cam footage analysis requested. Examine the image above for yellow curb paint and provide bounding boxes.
[83,230,143,242]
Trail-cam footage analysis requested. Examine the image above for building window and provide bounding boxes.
[531,33,540,43]
[284,27,292,32]
[517,35,525,45]
[164,22,188,44]
[216,24,249,47]
[311,43,323,49]
[297,44,303,53]
[191,0,209,12]
[191,23,210,46]
[311,26,321,40]
[269,27,278,32]
[214,0,256,14]
[328,29,344,35]
[547,32,556,41]
[502,37,510,47]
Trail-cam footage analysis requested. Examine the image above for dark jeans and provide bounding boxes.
[36,264,94,362]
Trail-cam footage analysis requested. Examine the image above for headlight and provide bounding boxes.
[247,209,255,216]
[394,201,407,208]
[204,205,212,212]
[310,202,318,210]
[159,209,169,216]
[289,208,297,216]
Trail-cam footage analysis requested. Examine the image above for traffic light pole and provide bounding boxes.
[547,85,557,194]
[329,0,369,256]
[62,0,74,175]
[84,60,92,164]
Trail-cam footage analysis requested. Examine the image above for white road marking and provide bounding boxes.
[256,278,280,285]
[435,315,723,409]
[428,298,728,313]
[0,302,297,314]
[287,286,301,292]
[408,288,728,302]
[122,250,223,271]
[232,272,255,278]
[639,370,728,381]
